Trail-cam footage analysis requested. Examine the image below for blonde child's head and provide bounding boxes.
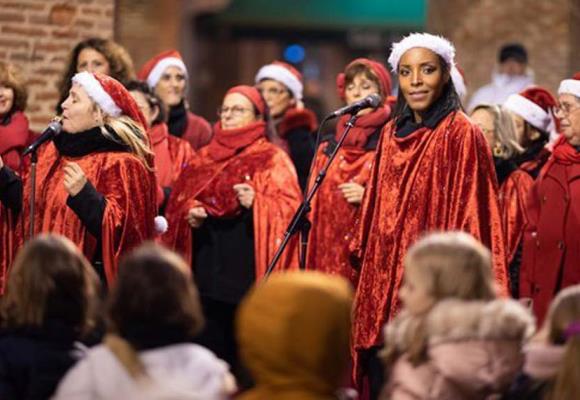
[383,232,497,367]
[542,285,580,400]
[400,231,497,316]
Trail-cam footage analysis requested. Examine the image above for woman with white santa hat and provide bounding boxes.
[503,86,558,177]
[519,72,580,325]
[139,50,212,150]
[255,61,317,190]
[348,32,508,397]
[0,72,157,286]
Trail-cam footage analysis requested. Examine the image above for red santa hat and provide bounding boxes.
[558,71,580,98]
[336,58,393,100]
[226,85,267,116]
[503,86,557,133]
[138,50,188,89]
[72,71,147,128]
[255,61,303,101]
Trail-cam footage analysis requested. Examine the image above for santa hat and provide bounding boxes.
[336,58,392,100]
[138,50,188,89]
[503,86,557,133]
[451,65,467,99]
[72,71,147,128]
[558,71,580,98]
[387,32,464,98]
[226,85,267,116]
[255,61,303,101]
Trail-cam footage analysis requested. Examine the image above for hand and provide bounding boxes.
[233,183,255,209]
[186,207,207,228]
[63,162,88,196]
[338,182,365,204]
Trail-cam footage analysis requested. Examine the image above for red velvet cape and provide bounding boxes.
[498,169,534,264]
[14,142,157,285]
[349,111,509,378]
[162,137,302,278]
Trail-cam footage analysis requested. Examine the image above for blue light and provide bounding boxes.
[283,44,305,64]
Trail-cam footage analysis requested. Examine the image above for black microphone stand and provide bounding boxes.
[27,149,38,240]
[265,112,359,277]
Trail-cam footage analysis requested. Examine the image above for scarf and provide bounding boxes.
[206,120,266,161]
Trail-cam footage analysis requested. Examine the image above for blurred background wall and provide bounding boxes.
[1,0,578,131]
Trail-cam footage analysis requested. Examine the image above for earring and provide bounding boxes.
[493,143,504,158]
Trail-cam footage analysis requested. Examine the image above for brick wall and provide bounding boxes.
[427,0,579,103]
[0,0,115,131]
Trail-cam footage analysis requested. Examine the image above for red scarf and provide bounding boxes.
[206,120,266,161]
[335,106,390,148]
[546,136,580,168]
[0,112,29,155]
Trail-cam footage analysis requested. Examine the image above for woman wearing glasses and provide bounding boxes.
[520,72,580,324]
[163,85,302,377]
[255,61,317,190]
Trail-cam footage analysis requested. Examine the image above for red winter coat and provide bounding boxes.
[520,138,580,323]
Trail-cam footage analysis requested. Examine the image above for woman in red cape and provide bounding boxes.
[162,85,301,377]
[349,33,508,397]
[127,80,197,210]
[0,61,32,294]
[520,72,580,324]
[471,104,534,296]
[306,58,392,284]
[0,72,156,287]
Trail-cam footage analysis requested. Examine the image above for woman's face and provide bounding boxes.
[398,47,448,122]
[77,48,111,75]
[510,112,526,145]
[471,108,496,149]
[345,72,380,116]
[0,84,14,117]
[130,90,157,129]
[399,264,435,316]
[256,79,294,118]
[154,66,186,108]
[61,83,102,133]
[556,93,580,146]
[219,93,258,130]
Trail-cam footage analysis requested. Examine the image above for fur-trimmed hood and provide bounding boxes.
[383,299,535,400]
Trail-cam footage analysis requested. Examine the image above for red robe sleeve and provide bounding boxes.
[0,205,17,294]
[98,156,157,284]
[251,147,302,279]
[499,170,534,264]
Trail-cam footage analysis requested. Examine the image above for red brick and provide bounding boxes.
[79,6,103,16]
[30,115,53,126]
[33,67,64,76]
[0,38,30,50]
[34,42,73,53]
[0,14,26,24]
[2,25,48,37]
[51,29,79,39]
[49,4,76,26]
[26,78,48,87]
[35,91,59,101]
[75,18,95,29]
[1,2,46,11]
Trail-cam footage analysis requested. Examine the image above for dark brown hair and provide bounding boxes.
[107,243,204,348]
[56,38,136,113]
[0,234,100,336]
[125,80,166,125]
[0,60,28,113]
[344,62,385,99]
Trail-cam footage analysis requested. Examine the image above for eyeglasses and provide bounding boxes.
[257,87,288,97]
[217,106,254,117]
[555,103,580,117]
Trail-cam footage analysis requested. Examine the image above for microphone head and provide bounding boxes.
[48,119,63,134]
[366,93,382,108]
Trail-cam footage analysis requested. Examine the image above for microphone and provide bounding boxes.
[329,93,382,118]
[22,118,63,156]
